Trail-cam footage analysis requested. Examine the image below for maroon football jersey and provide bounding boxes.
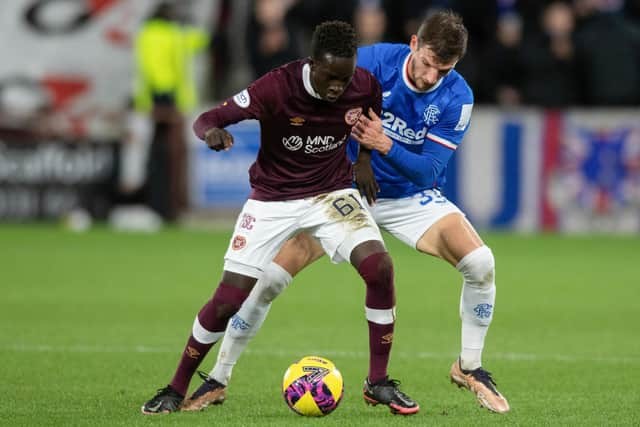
[193,59,382,201]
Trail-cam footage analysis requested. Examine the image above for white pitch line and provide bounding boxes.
[2,344,639,364]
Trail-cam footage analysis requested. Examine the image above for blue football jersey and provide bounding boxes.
[348,43,474,198]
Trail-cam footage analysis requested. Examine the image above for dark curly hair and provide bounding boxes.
[417,10,468,63]
[310,20,357,60]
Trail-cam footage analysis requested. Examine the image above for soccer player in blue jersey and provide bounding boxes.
[184,11,510,414]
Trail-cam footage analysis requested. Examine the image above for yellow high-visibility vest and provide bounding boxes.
[133,18,209,114]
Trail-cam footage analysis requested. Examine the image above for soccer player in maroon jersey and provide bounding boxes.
[141,21,419,416]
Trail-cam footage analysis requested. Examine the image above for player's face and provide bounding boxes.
[310,53,357,102]
[409,35,457,91]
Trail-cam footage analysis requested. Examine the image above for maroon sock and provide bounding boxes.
[169,282,250,396]
[357,252,395,383]
[367,321,394,383]
[169,335,213,396]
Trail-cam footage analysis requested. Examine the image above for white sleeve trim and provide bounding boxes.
[427,133,458,150]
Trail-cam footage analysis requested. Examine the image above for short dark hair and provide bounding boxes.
[311,21,357,60]
[417,10,468,63]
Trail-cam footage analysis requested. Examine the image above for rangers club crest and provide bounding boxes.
[473,303,493,319]
[423,104,440,126]
[344,107,363,125]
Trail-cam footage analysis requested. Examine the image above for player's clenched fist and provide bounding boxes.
[204,127,234,151]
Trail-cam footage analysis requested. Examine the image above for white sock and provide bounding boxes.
[456,246,496,371]
[210,262,292,385]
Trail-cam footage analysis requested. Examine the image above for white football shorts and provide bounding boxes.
[224,188,383,278]
[366,189,464,249]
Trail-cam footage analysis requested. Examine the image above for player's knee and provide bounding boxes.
[358,252,395,309]
[358,252,393,288]
[456,245,495,288]
[256,262,293,303]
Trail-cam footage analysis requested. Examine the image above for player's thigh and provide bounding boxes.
[223,199,300,278]
[417,213,484,266]
[371,190,482,266]
[303,188,385,264]
[273,232,325,276]
[371,190,460,249]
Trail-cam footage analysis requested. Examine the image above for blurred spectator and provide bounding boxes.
[520,2,580,107]
[513,0,552,36]
[573,0,640,105]
[382,0,450,42]
[207,0,233,100]
[286,0,358,54]
[247,0,299,78]
[435,0,495,102]
[453,0,498,49]
[354,1,387,45]
[478,12,524,105]
[133,2,209,221]
[625,0,640,23]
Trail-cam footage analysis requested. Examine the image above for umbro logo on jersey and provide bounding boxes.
[289,116,305,126]
[382,91,392,98]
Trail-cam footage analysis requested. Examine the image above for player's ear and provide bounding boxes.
[409,35,419,51]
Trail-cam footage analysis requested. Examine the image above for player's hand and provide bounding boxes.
[353,150,379,205]
[351,108,393,155]
[204,127,234,151]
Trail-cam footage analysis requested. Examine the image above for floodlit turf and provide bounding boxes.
[1,224,639,426]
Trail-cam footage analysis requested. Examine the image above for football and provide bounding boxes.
[282,356,344,416]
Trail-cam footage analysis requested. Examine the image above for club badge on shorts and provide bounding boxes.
[232,235,246,250]
[344,107,363,125]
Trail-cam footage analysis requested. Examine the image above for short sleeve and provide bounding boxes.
[426,89,474,150]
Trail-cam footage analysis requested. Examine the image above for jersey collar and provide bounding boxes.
[402,52,443,94]
[302,62,322,99]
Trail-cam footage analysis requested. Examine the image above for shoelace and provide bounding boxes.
[192,371,224,398]
[150,385,182,402]
[381,379,413,402]
[471,369,500,394]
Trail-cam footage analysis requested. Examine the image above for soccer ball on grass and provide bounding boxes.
[282,356,344,416]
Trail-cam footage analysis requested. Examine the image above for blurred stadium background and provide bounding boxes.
[1,1,639,426]
[1,0,639,228]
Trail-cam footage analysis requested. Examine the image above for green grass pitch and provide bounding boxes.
[1,224,639,426]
